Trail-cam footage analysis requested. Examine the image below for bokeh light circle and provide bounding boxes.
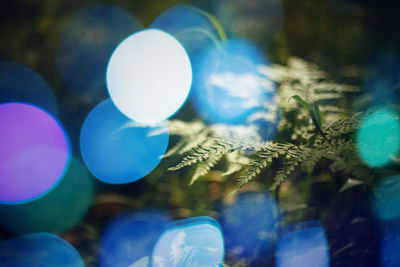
[0,103,70,204]
[151,216,225,267]
[215,0,284,48]
[276,221,330,267]
[150,4,224,63]
[0,232,84,266]
[0,158,94,235]
[80,99,169,184]
[192,38,279,140]
[106,29,192,124]
[364,50,400,107]
[57,4,142,104]
[381,223,400,267]
[0,61,59,116]
[356,109,400,167]
[372,175,400,221]
[99,210,171,267]
[218,191,280,261]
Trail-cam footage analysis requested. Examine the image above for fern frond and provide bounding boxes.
[189,153,223,185]
[324,112,363,136]
[168,139,238,171]
[269,145,332,190]
[300,149,327,172]
[270,152,305,191]
[164,133,209,158]
[328,139,373,182]
[232,142,297,193]
[222,151,251,176]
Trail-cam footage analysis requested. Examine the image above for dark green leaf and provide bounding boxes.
[289,95,309,110]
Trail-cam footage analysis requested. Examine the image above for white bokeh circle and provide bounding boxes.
[106,29,192,124]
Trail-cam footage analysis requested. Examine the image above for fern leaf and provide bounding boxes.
[189,154,223,185]
[168,139,238,171]
[270,146,314,190]
[232,142,296,193]
[222,151,251,176]
[300,149,326,172]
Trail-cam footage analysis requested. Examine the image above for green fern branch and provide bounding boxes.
[189,153,223,185]
[168,139,239,171]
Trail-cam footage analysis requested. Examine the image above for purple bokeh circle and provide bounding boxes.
[0,103,70,203]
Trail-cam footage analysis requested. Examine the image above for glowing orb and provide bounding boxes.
[99,210,171,267]
[0,103,70,204]
[382,223,400,267]
[0,61,58,116]
[192,38,279,141]
[276,221,330,267]
[80,99,169,184]
[218,191,280,261]
[57,4,141,104]
[151,216,224,267]
[364,50,400,107]
[356,109,400,167]
[0,232,84,266]
[151,4,223,62]
[106,29,192,124]
[372,175,400,221]
[216,0,284,48]
[0,158,93,235]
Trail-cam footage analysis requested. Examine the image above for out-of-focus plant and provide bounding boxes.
[166,57,386,197]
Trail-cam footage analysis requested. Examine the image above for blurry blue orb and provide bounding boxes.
[356,109,400,167]
[215,0,284,48]
[218,191,280,260]
[57,4,141,104]
[151,4,223,62]
[151,216,224,267]
[106,29,192,124]
[80,99,169,184]
[129,257,150,267]
[0,61,58,116]
[364,50,400,107]
[276,221,330,267]
[192,38,278,131]
[0,232,84,267]
[372,175,400,221]
[99,210,171,267]
[0,158,94,235]
[381,223,400,267]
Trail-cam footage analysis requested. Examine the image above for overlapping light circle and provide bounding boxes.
[0,158,93,234]
[215,0,284,48]
[151,216,224,267]
[0,103,70,204]
[381,223,400,267]
[218,191,280,261]
[150,4,224,62]
[80,99,169,184]
[372,175,400,221]
[356,109,400,167]
[276,221,330,267]
[57,4,141,104]
[106,29,192,124]
[0,232,84,266]
[0,61,58,116]
[364,50,400,107]
[192,38,279,141]
[99,210,171,267]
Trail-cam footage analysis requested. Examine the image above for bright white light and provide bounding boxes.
[106,29,192,124]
